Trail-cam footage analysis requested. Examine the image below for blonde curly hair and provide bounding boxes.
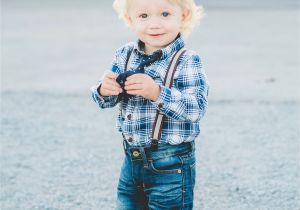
[112,0,205,37]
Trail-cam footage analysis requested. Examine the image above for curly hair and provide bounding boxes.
[112,0,205,37]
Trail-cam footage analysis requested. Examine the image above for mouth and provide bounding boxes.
[149,33,164,37]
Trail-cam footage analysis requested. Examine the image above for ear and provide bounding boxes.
[181,8,191,22]
[124,13,133,26]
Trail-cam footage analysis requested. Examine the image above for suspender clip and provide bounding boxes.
[150,139,159,151]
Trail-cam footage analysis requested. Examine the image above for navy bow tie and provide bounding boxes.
[135,50,163,72]
[116,50,162,102]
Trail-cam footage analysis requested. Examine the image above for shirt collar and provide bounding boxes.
[133,33,185,60]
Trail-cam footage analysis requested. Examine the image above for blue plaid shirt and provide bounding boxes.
[90,36,209,146]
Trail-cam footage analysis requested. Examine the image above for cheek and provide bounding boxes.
[131,23,144,34]
[165,20,182,32]
[134,22,147,32]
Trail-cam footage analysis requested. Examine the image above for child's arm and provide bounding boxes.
[90,45,129,109]
[124,54,209,122]
[151,54,209,122]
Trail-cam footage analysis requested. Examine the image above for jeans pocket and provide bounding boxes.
[148,155,183,174]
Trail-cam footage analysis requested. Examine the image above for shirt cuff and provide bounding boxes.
[91,81,118,103]
[90,82,105,101]
[150,84,171,110]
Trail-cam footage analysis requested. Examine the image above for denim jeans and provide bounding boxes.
[116,140,196,210]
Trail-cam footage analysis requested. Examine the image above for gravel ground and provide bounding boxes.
[1,1,299,210]
[1,92,299,210]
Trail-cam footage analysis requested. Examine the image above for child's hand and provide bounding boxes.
[99,72,123,96]
[124,74,161,101]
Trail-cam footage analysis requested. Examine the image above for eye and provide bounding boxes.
[139,13,148,19]
[162,12,170,17]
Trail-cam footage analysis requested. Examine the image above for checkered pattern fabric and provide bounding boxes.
[90,36,209,146]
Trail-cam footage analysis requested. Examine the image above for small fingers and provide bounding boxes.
[126,73,145,81]
[126,90,140,95]
[106,72,119,80]
[103,88,122,96]
[125,83,142,91]
[105,79,122,88]
[125,80,140,86]
[102,83,123,95]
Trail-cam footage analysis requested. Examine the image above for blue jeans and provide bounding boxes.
[116,140,196,210]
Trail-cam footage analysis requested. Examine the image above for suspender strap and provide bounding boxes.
[150,47,186,150]
[125,48,134,72]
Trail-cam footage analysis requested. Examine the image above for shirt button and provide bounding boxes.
[128,137,133,142]
[127,114,132,120]
[158,103,164,108]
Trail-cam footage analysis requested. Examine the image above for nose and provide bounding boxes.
[148,16,161,29]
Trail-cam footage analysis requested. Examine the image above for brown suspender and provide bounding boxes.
[150,47,186,150]
[123,47,186,150]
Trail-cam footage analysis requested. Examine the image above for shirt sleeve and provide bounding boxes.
[150,54,209,122]
[90,79,119,109]
[90,45,130,109]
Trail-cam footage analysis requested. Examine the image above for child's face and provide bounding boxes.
[125,0,187,54]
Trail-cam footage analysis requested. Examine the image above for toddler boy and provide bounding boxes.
[91,0,209,209]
